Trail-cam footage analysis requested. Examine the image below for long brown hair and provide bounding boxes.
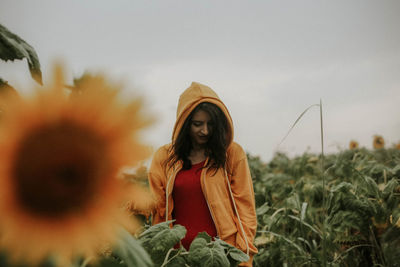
[167,102,229,172]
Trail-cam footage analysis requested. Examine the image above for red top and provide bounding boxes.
[172,160,217,250]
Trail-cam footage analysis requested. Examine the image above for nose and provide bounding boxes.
[201,124,209,135]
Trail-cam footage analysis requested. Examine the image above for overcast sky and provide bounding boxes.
[1,0,399,162]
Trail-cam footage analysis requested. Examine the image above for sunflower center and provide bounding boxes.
[13,121,109,218]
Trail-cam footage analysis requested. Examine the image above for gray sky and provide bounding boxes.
[1,0,399,162]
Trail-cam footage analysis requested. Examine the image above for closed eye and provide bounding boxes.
[192,121,203,127]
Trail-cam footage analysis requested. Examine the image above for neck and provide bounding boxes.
[189,146,206,164]
[192,143,205,151]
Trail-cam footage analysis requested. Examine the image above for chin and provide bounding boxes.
[195,139,208,146]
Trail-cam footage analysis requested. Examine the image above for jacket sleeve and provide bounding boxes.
[228,144,258,258]
[148,147,167,225]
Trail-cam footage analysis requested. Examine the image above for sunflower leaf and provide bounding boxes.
[139,222,186,266]
[113,228,153,267]
[213,238,250,264]
[188,237,230,267]
[0,24,42,85]
[195,231,212,243]
[139,220,173,240]
[256,202,270,216]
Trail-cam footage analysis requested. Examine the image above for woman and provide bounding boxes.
[148,82,258,266]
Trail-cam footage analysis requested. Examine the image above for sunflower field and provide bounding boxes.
[1,23,400,267]
[90,147,400,267]
[127,147,400,267]
[250,147,400,267]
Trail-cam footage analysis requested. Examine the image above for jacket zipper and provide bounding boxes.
[200,167,221,238]
[165,165,181,221]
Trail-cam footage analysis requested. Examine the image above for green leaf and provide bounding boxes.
[383,179,399,198]
[189,236,208,253]
[300,202,308,221]
[259,230,304,254]
[0,24,42,85]
[362,176,381,198]
[150,225,186,255]
[113,228,153,267]
[139,221,172,242]
[163,249,188,267]
[139,222,186,266]
[214,239,250,263]
[287,215,322,237]
[195,232,212,243]
[256,202,270,216]
[188,239,230,267]
[391,164,400,176]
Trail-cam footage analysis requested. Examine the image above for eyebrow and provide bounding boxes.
[192,120,214,125]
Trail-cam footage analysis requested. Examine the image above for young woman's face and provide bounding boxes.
[190,109,213,147]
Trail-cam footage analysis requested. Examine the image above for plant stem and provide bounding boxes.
[161,248,176,267]
[369,225,386,265]
[320,99,326,267]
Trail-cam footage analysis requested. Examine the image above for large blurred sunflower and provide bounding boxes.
[0,65,152,264]
[349,140,359,150]
[373,135,385,149]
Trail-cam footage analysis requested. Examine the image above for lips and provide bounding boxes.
[198,136,209,141]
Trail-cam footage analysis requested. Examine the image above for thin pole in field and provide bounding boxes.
[320,99,326,267]
[276,100,327,266]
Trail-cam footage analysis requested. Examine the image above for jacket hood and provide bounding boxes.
[172,82,234,146]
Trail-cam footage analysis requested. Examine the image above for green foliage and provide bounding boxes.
[112,228,153,267]
[139,221,186,266]
[381,226,400,266]
[83,228,153,267]
[188,236,230,267]
[137,223,249,267]
[0,23,42,85]
[250,148,400,267]
[186,233,249,267]
[88,148,400,267]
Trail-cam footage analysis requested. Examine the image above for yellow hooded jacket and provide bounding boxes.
[148,82,258,266]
